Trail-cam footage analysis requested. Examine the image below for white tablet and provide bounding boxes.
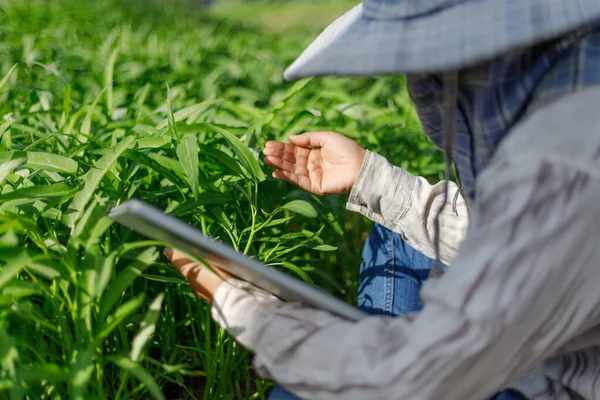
[109,199,367,321]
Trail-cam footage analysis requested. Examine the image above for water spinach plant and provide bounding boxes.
[0,0,442,398]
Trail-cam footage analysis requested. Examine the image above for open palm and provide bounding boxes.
[263,131,366,195]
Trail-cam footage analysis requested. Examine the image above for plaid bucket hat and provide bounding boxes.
[284,0,600,80]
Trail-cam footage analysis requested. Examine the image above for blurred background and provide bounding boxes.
[207,0,360,34]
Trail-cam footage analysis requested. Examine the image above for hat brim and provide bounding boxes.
[284,1,600,81]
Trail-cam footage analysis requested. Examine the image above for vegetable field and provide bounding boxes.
[0,0,443,398]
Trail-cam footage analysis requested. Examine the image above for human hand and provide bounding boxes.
[263,131,366,195]
[164,248,234,303]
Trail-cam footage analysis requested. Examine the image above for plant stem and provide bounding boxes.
[114,372,128,400]
[200,215,207,235]
[243,183,258,255]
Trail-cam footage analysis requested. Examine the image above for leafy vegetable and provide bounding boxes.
[0,0,439,399]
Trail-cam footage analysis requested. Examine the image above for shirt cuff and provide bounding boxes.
[210,278,345,370]
[210,278,282,350]
[346,150,417,228]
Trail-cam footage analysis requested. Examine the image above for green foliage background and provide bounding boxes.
[0,0,443,398]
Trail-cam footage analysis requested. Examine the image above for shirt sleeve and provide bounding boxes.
[211,89,600,400]
[346,150,469,265]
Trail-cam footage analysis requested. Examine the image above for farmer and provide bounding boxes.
[166,0,600,398]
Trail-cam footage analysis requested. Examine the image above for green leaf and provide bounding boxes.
[27,258,70,281]
[81,88,106,136]
[272,78,311,111]
[61,84,72,127]
[312,244,338,252]
[0,182,74,203]
[156,100,221,130]
[84,217,113,249]
[171,193,233,216]
[130,293,164,361]
[207,123,265,182]
[93,252,116,300]
[0,117,14,145]
[264,216,294,227]
[0,63,17,94]
[18,363,69,383]
[69,347,94,400]
[97,247,158,322]
[136,135,171,149]
[0,378,13,391]
[141,274,187,285]
[105,48,119,116]
[166,83,178,140]
[63,136,135,228]
[132,124,157,136]
[0,151,26,184]
[0,251,29,291]
[25,152,78,174]
[0,328,17,378]
[281,199,318,218]
[198,144,245,177]
[286,190,344,235]
[1,281,39,300]
[124,150,184,186]
[71,198,104,242]
[147,153,185,179]
[108,356,166,400]
[210,206,238,243]
[76,248,100,336]
[96,293,145,341]
[278,261,313,283]
[0,230,18,247]
[176,135,199,200]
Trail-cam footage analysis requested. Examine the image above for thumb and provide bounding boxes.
[288,132,329,148]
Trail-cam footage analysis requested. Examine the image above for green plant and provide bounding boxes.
[0,0,442,398]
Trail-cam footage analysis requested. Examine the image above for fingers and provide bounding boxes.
[165,248,233,279]
[287,132,329,148]
[263,140,285,154]
[263,142,311,175]
[272,170,297,186]
[164,248,232,303]
[272,170,314,193]
[265,157,309,176]
[264,141,311,159]
[263,135,328,192]
[263,132,333,168]
[264,132,335,157]
[164,248,197,277]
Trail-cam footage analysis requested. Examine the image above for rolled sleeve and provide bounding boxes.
[346,150,468,264]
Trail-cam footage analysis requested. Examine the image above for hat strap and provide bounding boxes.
[430,70,459,278]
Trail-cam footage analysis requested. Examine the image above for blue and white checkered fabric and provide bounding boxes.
[284,0,600,79]
[408,25,600,201]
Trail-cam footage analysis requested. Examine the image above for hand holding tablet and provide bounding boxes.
[109,199,367,321]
